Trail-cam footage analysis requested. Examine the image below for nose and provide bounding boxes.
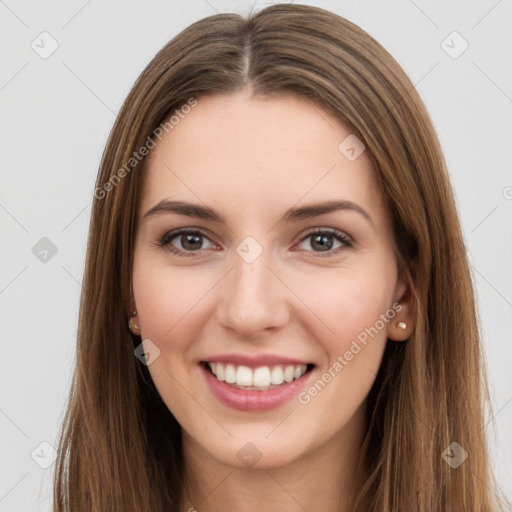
[216,250,290,338]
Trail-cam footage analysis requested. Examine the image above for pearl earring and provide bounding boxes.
[128,310,139,333]
[396,321,407,330]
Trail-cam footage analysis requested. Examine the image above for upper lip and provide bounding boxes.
[201,353,314,368]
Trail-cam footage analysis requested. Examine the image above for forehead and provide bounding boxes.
[140,91,383,224]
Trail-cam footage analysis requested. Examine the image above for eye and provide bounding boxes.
[294,228,353,256]
[159,229,216,257]
[158,227,353,258]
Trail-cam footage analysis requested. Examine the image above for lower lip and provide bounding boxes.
[200,363,313,412]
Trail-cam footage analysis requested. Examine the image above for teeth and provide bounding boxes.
[207,362,309,389]
[284,365,294,383]
[253,367,271,387]
[225,363,236,384]
[271,366,284,385]
[236,366,253,386]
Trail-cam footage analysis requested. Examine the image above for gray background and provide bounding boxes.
[1,1,511,510]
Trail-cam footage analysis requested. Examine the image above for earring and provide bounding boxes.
[396,321,407,330]
[128,310,140,334]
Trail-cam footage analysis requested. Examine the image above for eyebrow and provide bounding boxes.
[143,199,374,226]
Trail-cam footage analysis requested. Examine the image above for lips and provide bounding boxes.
[199,354,315,411]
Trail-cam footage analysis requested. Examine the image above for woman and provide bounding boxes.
[53,4,507,511]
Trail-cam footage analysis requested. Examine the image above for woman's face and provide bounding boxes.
[132,90,412,469]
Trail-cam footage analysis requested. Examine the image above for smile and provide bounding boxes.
[200,359,315,411]
[206,362,311,390]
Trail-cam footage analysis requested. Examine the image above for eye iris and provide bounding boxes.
[311,233,333,251]
[181,233,202,250]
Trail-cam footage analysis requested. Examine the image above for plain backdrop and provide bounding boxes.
[1,1,511,510]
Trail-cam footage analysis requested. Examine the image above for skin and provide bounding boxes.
[131,89,414,512]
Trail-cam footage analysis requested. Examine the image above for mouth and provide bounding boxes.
[200,361,315,400]
[200,361,315,391]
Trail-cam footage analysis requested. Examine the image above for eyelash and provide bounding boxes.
[158,228,354,258]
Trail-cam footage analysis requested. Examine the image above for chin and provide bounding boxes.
[188,428,314,471]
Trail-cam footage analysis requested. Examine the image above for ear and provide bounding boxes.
[126,287,141,336]
[126,287,136,316]
[387,265,416,342]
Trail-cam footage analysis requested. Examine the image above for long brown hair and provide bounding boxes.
[53,4,507,511]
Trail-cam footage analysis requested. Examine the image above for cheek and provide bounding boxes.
[290,263,396,353]
[132,257,212,346]
[131,259,214,422]
[290,265,396,427]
